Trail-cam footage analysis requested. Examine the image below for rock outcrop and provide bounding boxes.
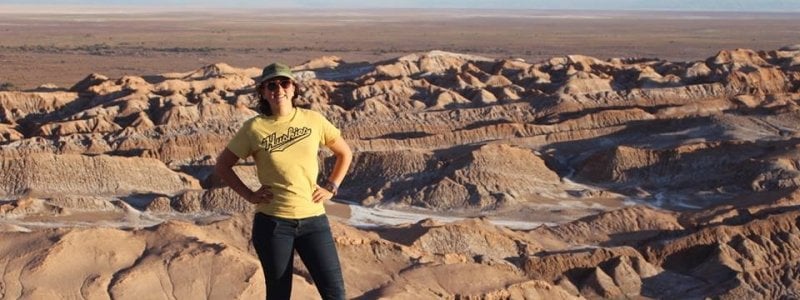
[2,46,800,298]
[0,153,199,198]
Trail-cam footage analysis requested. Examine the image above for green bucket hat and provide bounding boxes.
[259,63,294,84]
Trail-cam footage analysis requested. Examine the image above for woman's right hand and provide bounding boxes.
[246,185,273,204]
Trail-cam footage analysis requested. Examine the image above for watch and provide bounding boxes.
[322,180,338,196]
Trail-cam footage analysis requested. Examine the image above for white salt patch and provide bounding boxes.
[347,204,551,230]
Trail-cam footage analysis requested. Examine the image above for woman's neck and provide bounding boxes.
[270,102,293,116]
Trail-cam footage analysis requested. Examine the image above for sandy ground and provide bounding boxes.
[1,7,799,90]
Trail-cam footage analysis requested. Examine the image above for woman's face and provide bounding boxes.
[261,77,295,105]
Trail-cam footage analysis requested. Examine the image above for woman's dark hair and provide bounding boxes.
[256,79,302,116]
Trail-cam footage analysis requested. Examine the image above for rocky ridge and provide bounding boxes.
[1,47,800,298]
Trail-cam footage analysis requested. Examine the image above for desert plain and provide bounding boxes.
[2,6,800,299]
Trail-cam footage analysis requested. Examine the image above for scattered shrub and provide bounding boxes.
[0,81,16,91]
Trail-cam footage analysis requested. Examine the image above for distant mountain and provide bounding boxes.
[517,0,800,12]
[3,0,800,12]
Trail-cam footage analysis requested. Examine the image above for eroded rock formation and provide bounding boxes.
[2,47,800,298]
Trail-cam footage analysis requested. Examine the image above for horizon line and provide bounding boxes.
[1,4,800,14]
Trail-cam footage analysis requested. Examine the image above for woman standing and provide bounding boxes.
[215,62,351,300]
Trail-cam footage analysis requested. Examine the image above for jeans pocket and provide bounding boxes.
[252,213,279,240]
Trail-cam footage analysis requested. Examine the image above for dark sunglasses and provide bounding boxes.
[265,79,293,91]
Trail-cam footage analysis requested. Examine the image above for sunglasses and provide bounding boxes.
[265,79,293,91]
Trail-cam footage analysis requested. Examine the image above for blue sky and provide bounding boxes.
[3,0,800,12]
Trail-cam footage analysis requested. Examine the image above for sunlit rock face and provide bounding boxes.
[2,47,800,298]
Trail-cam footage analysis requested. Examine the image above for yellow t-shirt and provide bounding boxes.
[226,107,341,219]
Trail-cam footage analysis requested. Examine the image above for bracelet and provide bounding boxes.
[322,180,338,196]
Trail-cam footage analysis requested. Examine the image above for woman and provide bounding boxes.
[215,62,352,300]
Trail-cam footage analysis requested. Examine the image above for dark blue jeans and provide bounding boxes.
[251,213,345,300]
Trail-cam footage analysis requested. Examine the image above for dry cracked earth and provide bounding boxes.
[2,45,800,299]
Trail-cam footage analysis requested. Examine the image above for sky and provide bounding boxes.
[2,0,800,12]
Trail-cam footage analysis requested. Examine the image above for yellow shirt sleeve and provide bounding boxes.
[226,120,254,159]
[316,112,341,146]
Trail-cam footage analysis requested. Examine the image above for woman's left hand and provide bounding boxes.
[313,186,334,203]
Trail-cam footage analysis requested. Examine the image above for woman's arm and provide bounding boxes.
[214,148,272,204]
[313,136,353,203]
[325,136,353,187]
